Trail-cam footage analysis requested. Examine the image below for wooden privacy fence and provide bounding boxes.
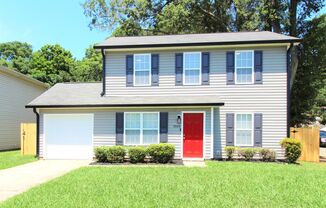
[290,127,320,162]
[21,123,36,155]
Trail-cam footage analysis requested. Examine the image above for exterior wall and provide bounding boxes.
[38,107,214,159]
[0,72,47,150]
[105,46,288,158]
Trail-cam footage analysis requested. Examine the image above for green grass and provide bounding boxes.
[1,161,326,207]
[0,150,37,170]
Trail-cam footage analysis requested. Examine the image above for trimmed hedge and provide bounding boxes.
[128,147,147,163]
[107,146,126,163]
[94,146,126,163]
[280,138,302,163]
[94,146,109,163]
[147,144,175,163]
[224,147,277,162]
[259,148,276,162]
[94,144,175,164]
[238,148,257,161]
[224,146,237,160]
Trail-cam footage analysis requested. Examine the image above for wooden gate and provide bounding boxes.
[21,123,36,155]
[290,127,320,162]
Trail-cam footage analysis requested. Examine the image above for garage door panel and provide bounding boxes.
[47,145,92,160]
[44,114,93,160]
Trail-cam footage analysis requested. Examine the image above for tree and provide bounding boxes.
[82,0,324,36]
[73,46,102,82]
[30,44,75,86]
[291,14,326,125]
[0,41,33,74]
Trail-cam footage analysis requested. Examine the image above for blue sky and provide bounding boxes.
[0,0,109,59]
[0,1,325,60]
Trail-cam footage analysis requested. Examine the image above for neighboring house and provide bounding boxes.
[0,66,48,150]
[27,31,301,160]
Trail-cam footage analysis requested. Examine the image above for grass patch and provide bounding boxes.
[1,161,326,207]
[0,150,37,170]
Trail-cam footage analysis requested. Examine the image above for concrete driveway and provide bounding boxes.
[0,160,90,202]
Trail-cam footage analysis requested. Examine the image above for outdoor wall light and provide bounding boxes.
[177,115,181,124]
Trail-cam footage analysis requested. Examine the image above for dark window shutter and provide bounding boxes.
[175,53,183,85]
[126,55,133,87]
[151,54,159,86]
[226,51,235,85]
[159,112,168,143]
[226,113,234,146]
[202,52,210,85]
[254,51,263,84]
[254,113,263,147]
[116,112,124,145]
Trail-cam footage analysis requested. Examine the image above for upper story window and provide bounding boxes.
[235,51,254,84]
[124,112,159,145]
[134,54,151,86]
[183,52,201,85]
[235,113,253,146]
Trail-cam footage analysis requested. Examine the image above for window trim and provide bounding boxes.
[234,50,254,85]
[183,52,202,85]
[234,113,254,146]
[123,112,160,145]
[133,54,152,86]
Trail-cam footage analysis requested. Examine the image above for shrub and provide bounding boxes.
[238,148,257,161]
[94,146,109,163]
[128,147,147,163]
[224,146,237,160]
[107,146,126,163]
[280,138,302,163]
[147,144,175,163]
[259,148,276,162]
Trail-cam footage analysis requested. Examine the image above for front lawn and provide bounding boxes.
[0,150,37,170]
[1,161,326,207]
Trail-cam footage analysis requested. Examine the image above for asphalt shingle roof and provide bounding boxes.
[95,31,301,49]
[27,83,223,108]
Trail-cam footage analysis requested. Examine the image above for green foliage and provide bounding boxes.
[224,146,237,160]
[291,14,326,126]
[72,46,102,82]
[280,138,302,163]
[30,44,75,86]
[128,147,147,163]
[94,146,126,163]
[82,0,324,36]
[0,41,32,74]
[106,146,126,163]
[147,144,175,163]
[258,148,276,162]
[238,148,257,161]
[94,146,109,163]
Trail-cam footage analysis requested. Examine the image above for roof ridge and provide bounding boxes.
[108,31,272,39]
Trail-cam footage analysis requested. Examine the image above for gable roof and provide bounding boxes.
[26,83,223,108]
[0,66,48,89]
[94,31,301,49]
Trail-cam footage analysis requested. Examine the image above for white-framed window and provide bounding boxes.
[235,113,253,146]
[124,112,159,145]
[183,52,201,85]
[134,54,151,86]
[235,51,254,84]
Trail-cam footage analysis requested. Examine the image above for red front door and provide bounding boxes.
[183,113,204,158]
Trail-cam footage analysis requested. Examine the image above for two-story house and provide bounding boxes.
[27,31,300,160]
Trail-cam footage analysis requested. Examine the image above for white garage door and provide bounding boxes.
[44,114,93,160]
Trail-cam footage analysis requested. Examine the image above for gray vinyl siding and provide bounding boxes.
[0,72,46,150]
[105,46,288,158]
[38,108,213,159]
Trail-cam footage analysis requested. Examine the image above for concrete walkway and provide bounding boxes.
[0,160,90,202]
